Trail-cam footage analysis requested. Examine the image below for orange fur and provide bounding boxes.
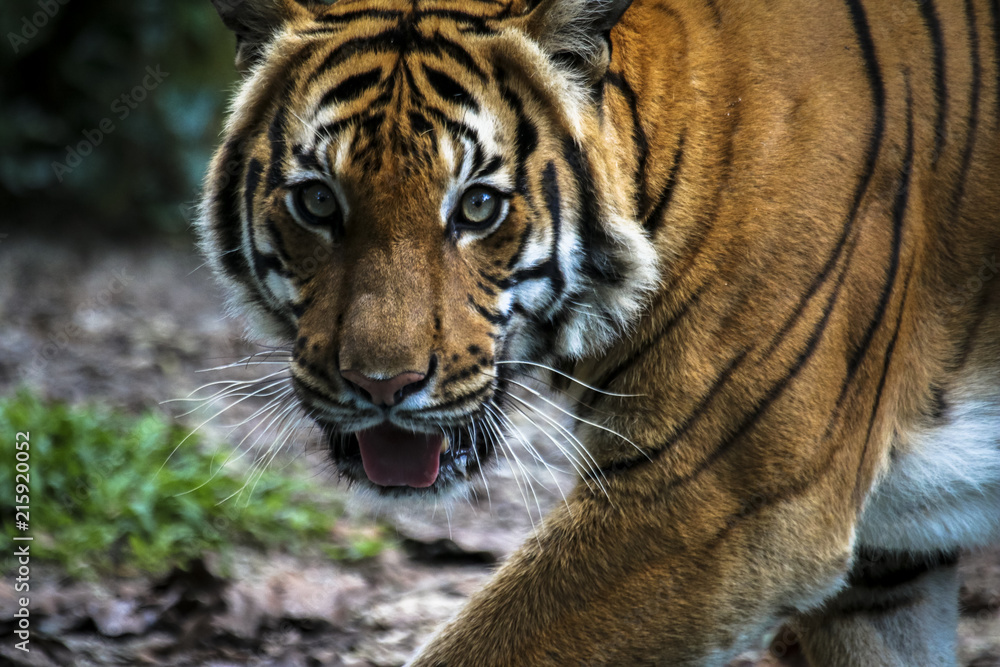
[200,0,1000,664]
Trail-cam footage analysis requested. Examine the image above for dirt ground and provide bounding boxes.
[0,235,997,666]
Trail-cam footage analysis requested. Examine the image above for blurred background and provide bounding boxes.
[0,1,996,666]
[0,0,235,237]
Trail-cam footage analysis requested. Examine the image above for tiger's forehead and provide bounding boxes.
[295,0,516,43]
[271,3,512,186]
[303,0,522,23]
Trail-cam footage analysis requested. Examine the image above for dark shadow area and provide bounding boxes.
[0,0,237,239]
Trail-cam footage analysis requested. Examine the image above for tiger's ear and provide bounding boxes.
[211,0,314,73]
[522,0,633,83]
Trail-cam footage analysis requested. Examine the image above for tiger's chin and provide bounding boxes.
[320,421,496,502]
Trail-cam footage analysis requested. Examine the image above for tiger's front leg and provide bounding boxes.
[410,461,860,666]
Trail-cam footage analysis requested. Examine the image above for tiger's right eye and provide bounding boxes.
[294,182,339,224]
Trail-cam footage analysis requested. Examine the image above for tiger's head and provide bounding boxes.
[198,0,657,499]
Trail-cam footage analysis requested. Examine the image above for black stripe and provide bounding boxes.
[496,73,539,196]
[952,0,983,215]
[605,71,649,214]
[319,68,383,109]
[244,157,263,253]
[243,157,268,312]
[265,104,289,193]
[511,161,565,299]
[851,79,916,500]
[475,155,504,179]
[667,252,854,489]
[439,364,486,390]
[927,383,949,421]
[292,144,322,172]
[606,240,855,486]
[506,223,533,271]
[643,134,685,234]
[409,111,434,135]
[307,36,388,83]
[358,111,387,139]
[311,7,500,35]
[467,143,487,177]
[703,373,862,550]
[562,138,620,285]
[476,280,497,297]
[541,161,562,268]
[308,28,489,85]
[468,295,509,326]
[853,268,913,503]
[843,0,888,211]
[423,106,479,144]
[513,113,539,197]
[416,8,500,30]
[849,547,959,589]
[914,0,949,163]
[950,281,994,371]
[479,268,514,291]
[705,0,723,26]
[215,139,251,280]
[315,105,388,146]
[256,252,288,276]
[402,60,425,103]
[662,244,853,489]
[245,158,294,328]
[423,65,479,111]
[596,281,711,393]
[759,0,886,372]
[595,349,747,476]
[244,158,271,287]
[601,0,886,481]
[765,0,885,379]
[265,217,293,269]
[838,72,912,407]
[990,0,1000,124]
[430,32,488,81]
[316,8,404,23]
[431,382,495,412]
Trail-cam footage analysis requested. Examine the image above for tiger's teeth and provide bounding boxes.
[441,438,450,454]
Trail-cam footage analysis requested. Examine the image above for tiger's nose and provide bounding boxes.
[340,369,427,407]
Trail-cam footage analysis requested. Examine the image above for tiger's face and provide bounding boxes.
[199,0,656,498]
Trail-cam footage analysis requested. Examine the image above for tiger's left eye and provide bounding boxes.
[456,187,501,230]
[295,182,339,222]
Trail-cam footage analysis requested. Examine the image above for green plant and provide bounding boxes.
[0,390,385,578]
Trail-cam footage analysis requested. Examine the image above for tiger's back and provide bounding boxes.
[199,0,1000,664]
[575,3,1000,663]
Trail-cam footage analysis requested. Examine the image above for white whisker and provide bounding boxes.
[174,390,294,497]
[483,405,546,526]
[481,409,539,531]
[157,377,293,475]
[507,396,611,502]
[496,360,643,398]
[505,378,650,463]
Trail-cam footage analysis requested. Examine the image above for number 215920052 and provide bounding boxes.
[15,432,30,525]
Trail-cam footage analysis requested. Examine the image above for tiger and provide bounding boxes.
[197,0,1000,664]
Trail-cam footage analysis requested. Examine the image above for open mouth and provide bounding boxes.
[322,421,494,492]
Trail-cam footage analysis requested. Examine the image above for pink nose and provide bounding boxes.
[340,370,427,407]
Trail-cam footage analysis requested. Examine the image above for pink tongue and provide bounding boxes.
[356,424,443,488]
